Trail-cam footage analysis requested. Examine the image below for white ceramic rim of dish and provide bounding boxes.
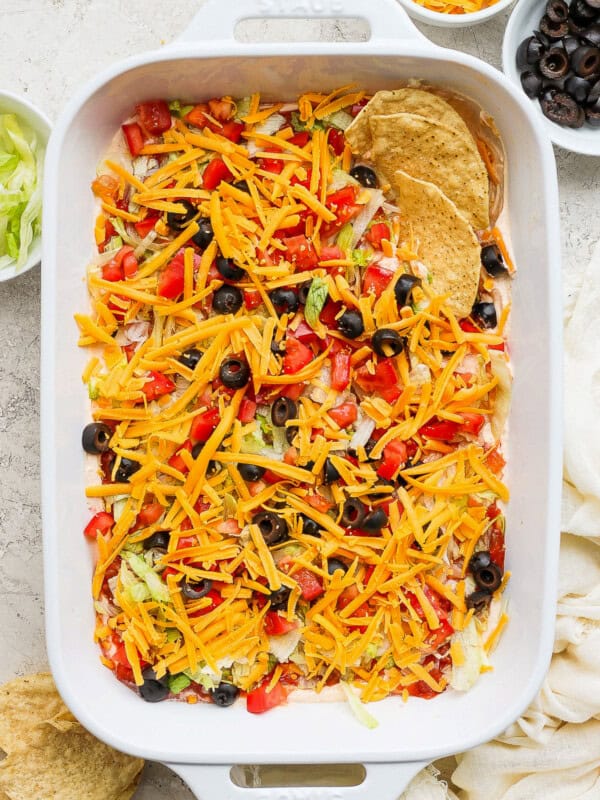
[502,0,600,155]
[0,89,52,282]
[397,0,516,27]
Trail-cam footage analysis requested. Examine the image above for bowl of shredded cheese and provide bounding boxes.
[397,0,516,26]
[0,89,51,281]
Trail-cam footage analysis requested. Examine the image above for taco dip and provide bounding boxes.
[76,85,513,719]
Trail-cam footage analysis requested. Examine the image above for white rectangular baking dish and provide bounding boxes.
[41,1,562,797]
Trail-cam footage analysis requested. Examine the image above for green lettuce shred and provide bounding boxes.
[122,552,170,604]
[304,277,328,330]
[168,673,192,694]
[341,682,379,729]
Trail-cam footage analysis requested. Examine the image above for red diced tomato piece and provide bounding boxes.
[320,245,344,262]
[283,234,319,271]
[355,360,401,403]
[243,290,262,310]
[208,97,234,121]
[102,260,123,282]
[278,383,304,401]
[363,264,394,298]
[122,250,138,279]
[190,408,220,442]
[330,349,351,392]
[319,300,342,327]
[327,127,345,156]
[350,98,369,117]
[220,120,244,142]
[460,412,486,435]
[84,511,114,540]
[188,589,223,618]
[419,418,460,440]
[246,678,288,714]
[264,611,298,636]
[293,567,324,601]
[328,402,358,428]
[168,440,193,473]
[122,122,145,157]
[136,100,172,135]
[203,157,233,190]
[326,185,358,210]
[365,222,390,250]
[293,320,320,346]
[186,103,212,129]
[238,397,257,424]
[288,131,310,147]
[283,337,313,375]
[137,502,164,527]
[157,250,200,300]
[142,371,176,401]
[134,215,159,238]
[377,439,408,480]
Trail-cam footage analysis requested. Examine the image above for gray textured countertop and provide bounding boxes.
[1,1,599,797]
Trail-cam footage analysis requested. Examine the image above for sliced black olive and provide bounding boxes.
[562,35,581,56]
[571,44,600,76]
[191,441,204,459]
[517,36,547,69]
[271,396,297,427]
[143,531,170,550]
[181,578,213,599]
[115,457,141,482]
[340,498,367,528]
[350,164,378,188]
[271,338,286,355]
[570,0,597,24]
[303,460,315,471]
[238,463,266,482]
[362,508,389,532]
[327,558,348,575]
[233,179,250,193]
[178,348,203,370]
[323,458,341,484]
[213,285,243,314]
[216,256,245,281]
[473,562,503,592]
[192,217,214,249]
[394,274,422,308]
[565,73,593,100]
[219,357,250,389]
[285,426,299,445]
[269,585,291,610]
[546,0,569,22]
[269,287,299,316]
[585,103,600,124]
[520,70,543,99]
[539,13,570,37]
[337,309,364,339]
[541,88,586,126]
[472,302,498,329]
[588,76,600,102]
[469,550,492,572]
[534,29,552,47]
[481,244,507,277]
[582,24,600,47]
[206,459,219,476]
[210,682,240,707]
[569,15,591,34]
[539,47,570,78]
[252,511,288,545]
[139,668,170,702]
[372,328,404,358]
[167,201,198,231]
[466,589,492,612]
[297,281,312,305]
[82,422,112,454]
[300,514,321,536]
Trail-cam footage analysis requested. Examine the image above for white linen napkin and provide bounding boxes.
[401,239,600,800]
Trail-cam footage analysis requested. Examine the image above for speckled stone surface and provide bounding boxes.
[1,2,599,797]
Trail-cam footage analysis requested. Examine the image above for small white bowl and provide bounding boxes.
[397,0,516,28]
[503,0,600,155]
[0,90,52,281]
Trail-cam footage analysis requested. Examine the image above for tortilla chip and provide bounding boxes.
[0,722,144,800]
[392,170,481,319]
[370,113,489,231]
[345,88,472,154]
[0,673,65,753]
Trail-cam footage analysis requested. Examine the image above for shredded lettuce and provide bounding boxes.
[290,112,325,133]
[118,561,151,604]
[168,100,193,118]
[352,249,370,268]
[184,665,220,691]
[168,673,192,694]
[234,96,252,121]
[87,378,100,401]
[304,277,328,330]
[340,682,379,729]
[122,552,170,604]
[336,222,354,255]
[322,110,353,131]
[0,114,43,271]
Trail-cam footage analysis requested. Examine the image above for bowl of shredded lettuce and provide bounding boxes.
[0,90,51,281]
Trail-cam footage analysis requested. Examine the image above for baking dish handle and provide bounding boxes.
[166,761,429,800]
[176,0,428,45]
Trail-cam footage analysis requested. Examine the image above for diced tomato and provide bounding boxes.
[220,120,244,143]
[377,439,408,481]
[136,100,172,135]
[294,320,320,347]
[337,584,359,610]
[362,264,394,298]
[102,259,124,282]
[157,250,200,300]
[137,502,164,527]
[264,611,298,636]
[293,567,324,601]
[427,618,454,649]
[84,511,114,540]
[238,397,257,424]
[328,402,358,429]
[419,418,460,440]
[355,360,401,404]
[243,289,262,310]
[320,299,342,327]
[190,408,220,442]
[186,103,213,130]
[122,122,145,157]
[320,244,344,262]
[350,98,369,117]
[208,97,234,121]
[168,440,193,473]
[327,127,345,156]
[121,249,139,278]
[305,492,334,513]
[91,174,119,202]
[488,522,505,571]
[122,342,137,362]
[283,337,313,375]
[215,518,242,535]
[188,589,224,618]
[258,156,285,174]
[134,215,160,238]
[203,157,233,190]
[283,234,319,271]
[365,222,390,250]
[278,383,304,401]
[330,349,351,392]
[459,320,480,334]
[288,131,310,147]
[142,371,176,401]
[323,185,361,234]
[246,677,288,714]
[460,412,485,436]
[102,245,137,282]
[486,449,506,476]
